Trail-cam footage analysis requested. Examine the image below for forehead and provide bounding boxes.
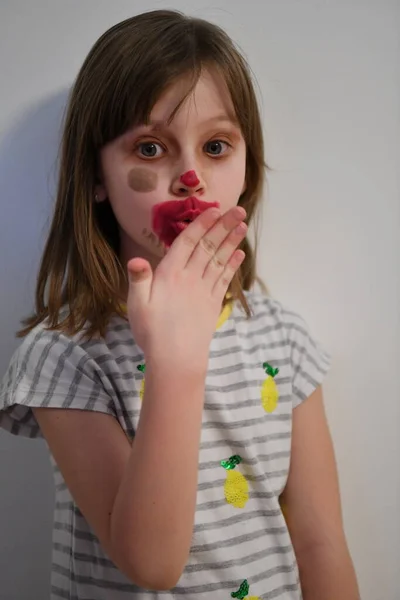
[149,67,236,124]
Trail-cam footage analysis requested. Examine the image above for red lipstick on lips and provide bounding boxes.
[180,170,200,188]
[152,196,220,247]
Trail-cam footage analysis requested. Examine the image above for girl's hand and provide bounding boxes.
[126,205,247,375]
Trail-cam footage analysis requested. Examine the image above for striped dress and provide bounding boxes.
[0,290,331,600]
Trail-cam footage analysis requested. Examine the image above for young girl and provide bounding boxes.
[0,9,359,600]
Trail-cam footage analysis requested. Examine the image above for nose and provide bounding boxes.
[171,168,205,197]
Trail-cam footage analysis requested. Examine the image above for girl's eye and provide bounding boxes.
[205,140,230,156]
[137,142,164,158]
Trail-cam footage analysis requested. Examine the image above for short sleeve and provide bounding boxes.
[284,310,331,408]
[0,326,116,438]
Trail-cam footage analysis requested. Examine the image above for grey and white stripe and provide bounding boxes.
[0,290,330,599]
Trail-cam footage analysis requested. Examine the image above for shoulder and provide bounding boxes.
[0,313,123,438]
[11,316,97,380]
[240,289,313,335]
[12,308,130,372]
[240,290,331,406]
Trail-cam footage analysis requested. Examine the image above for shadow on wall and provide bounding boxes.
[0,89,69,600]
[0,89,70,330]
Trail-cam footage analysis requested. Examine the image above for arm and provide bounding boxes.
[34,361,205,590]
[280,386,360,600]
[32,206,246,590]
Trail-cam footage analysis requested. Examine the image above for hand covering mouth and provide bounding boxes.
[152,197,220,247]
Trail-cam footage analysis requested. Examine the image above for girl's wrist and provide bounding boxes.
[144,354,208,387]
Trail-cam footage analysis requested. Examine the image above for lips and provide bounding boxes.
[152,197,220,247]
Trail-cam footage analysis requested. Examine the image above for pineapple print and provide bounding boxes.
[231,579,260,600]
[220,455,249,509]
[137,363,146,401]
[261,362,279,413]
[216,299,233,329]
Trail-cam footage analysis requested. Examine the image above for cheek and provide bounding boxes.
[127,168,158,193]
[233,151,247,193]
[217,155,246,195]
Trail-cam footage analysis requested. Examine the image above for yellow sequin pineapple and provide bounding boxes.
[231,579,260,600]
[261,362,279,413]
[137,363,146,401]
[220,455,249,509]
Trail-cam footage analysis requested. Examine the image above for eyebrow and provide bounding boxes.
[144,114,240,130]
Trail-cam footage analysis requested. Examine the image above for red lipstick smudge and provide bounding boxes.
[180,170,200,188]
[152,197,220,247]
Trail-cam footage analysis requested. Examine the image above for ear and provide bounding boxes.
[94,183,107,203]
[94,158,108,202]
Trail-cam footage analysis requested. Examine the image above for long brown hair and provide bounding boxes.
[18,9,269,340]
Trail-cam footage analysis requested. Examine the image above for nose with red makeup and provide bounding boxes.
[180,170,200,188]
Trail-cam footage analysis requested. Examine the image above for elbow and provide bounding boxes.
[109,515,188,590]
[124,561,183,591]
[131,571,182,592]
[112,546,185,591]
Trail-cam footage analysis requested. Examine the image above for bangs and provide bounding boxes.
[82,13,256,149]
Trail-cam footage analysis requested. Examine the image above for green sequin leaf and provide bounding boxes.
[220,455,242,470]
[231,579,249,599]
[137,364,146,373]
[263,361,279,378]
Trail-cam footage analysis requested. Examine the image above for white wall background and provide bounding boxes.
[0,1,399,599]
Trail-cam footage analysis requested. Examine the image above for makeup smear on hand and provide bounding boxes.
[128,168,158,193]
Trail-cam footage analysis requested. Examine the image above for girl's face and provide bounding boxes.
[97,68,247,271]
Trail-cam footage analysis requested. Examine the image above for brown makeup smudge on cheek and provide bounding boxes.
[128,168,158,193]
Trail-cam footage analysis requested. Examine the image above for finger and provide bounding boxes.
[212,249,246,298]
[186,206,246,275]
[127,258,153,307]
[203,221,247,286]
[162,206,222,270]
